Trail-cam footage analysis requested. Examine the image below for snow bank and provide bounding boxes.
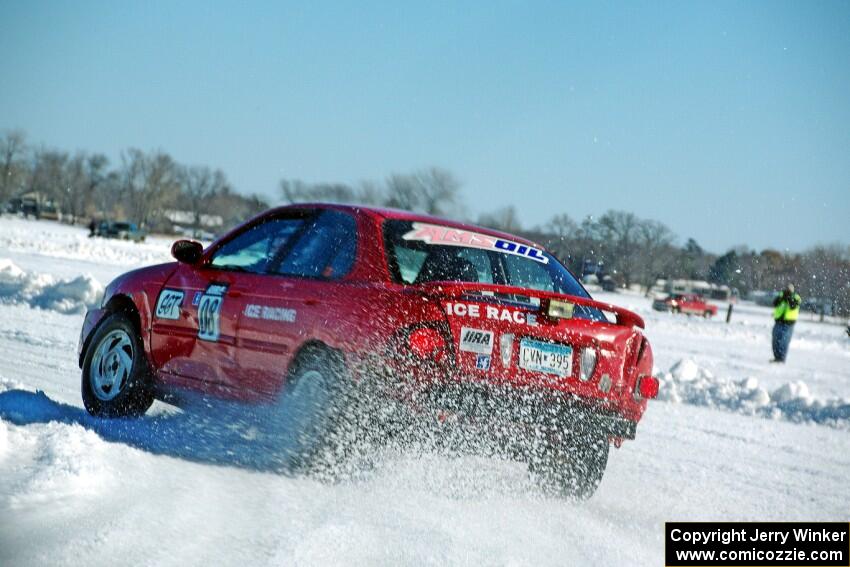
[0,217,173,267]
[0,418,114,508]
[659,358,850,428]
[0,259,102,314]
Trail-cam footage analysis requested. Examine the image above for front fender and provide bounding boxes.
[83,262,179,366]
[78,307,110,366]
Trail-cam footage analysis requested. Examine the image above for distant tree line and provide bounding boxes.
[0,130,268,234]
[280,166,464,219]
[279,171,850,317]
[3,129,848,316]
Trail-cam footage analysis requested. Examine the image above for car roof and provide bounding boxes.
[269,202,542,248]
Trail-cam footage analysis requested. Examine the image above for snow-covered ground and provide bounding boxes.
[1,216,848,566]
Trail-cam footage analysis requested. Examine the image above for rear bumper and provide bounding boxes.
[408,382,638,440]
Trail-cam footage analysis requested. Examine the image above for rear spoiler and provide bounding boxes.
[414,281,645,330]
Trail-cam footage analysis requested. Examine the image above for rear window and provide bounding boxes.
[383,220,590,299]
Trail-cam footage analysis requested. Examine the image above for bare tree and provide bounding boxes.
[95,169,125,220]
[541,213,578,260]
[181,165,228,236]
[27,148,69,206]
[591,210,641,287]
[280,166,463,218]
[280,179,359,204]
[477,206,523,233]
[121,149,180,228]
[83,154,109,218]
[0,130,27,202]
[384,167,463,217]
[357,179,385,207]
[634,219,676,293]
[63,153,89,223]
[209,185,269,230]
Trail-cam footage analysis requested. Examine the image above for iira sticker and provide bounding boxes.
[403,222,548,264]
[459,326,494,354]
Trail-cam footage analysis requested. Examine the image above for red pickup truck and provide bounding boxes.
[653,293,718,317]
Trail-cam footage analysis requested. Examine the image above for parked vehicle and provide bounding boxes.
[652,293,718,317]
[5,192,60,220]
[78,204,659,498]
[96,221,147,242]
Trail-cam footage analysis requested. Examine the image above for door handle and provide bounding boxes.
[304,298,319,306]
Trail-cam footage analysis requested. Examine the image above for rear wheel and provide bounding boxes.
[529,434,609,500]
[81,311,154,417]
[273,346,367,475]
[704,310,712,318]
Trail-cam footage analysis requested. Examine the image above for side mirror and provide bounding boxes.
[171,239,204,264]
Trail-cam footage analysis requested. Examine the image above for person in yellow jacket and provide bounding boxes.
[771,284,801,362]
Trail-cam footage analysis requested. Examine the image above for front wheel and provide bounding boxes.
[529,434,609,500]
[81,311,154,417]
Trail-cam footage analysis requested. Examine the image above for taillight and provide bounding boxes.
[635,375,659,400]
[408,327,447,362]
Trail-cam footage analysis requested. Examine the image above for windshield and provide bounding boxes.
[383,220,590,299]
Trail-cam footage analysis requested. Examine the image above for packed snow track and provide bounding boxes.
[1,218,848,566]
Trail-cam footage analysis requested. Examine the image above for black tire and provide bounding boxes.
[529,435,609,500]
[81,311,154,417]
[273,346,363,474]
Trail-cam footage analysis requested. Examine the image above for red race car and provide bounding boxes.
[652,293,718,318]
[78,204,658,498]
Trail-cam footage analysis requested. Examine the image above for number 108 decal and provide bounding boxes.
[197,284,227,342]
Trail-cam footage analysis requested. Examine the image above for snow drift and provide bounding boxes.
[659,358,850,428]
[0,259,102,314]
[0,218,173,267]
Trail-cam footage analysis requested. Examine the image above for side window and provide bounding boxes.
[210,218,304,273]
[276,210,357,278]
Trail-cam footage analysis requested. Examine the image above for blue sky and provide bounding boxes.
[2,0,848,252]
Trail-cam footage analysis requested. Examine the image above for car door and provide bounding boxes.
[234,208,360,398]
[150,213,309,393]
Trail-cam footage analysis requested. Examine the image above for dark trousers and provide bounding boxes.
[772,321,795,361]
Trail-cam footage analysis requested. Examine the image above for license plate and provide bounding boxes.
[519,338,573,377]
